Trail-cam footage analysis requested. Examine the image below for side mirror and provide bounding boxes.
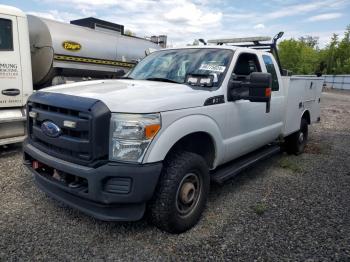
[145,48,157,56]
[228,72,272,113]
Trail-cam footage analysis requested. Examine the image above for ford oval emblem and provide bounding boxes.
[41,121,61,138]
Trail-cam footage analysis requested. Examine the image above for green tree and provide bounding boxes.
[278,39,302,74]
[337,26,350,73]
[278,25,350,75]
[298,35,319,48]
[326,34,339,74]
[278,39,318,74]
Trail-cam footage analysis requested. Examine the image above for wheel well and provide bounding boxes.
[166,132,216,168]
[302,110,311,124]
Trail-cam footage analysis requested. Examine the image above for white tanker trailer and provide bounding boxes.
[28,15,162,88]
[0,5,163,145]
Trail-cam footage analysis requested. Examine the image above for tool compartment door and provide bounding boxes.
[0,14,23,107]
[283,76,323,136]
[308,78,323,123]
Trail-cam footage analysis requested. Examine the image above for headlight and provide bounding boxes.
[109,113,161,162]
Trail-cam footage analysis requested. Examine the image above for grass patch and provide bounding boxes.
[278,158,302,173]
[252,202,268,216]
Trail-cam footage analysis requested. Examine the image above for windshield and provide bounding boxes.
[127,48,234,87]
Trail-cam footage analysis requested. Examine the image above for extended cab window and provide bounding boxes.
[233,53,261,81]
[263,55,279,91]
[0,18,13,51]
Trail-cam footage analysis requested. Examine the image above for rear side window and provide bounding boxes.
[0,18,13,51]
[263,55,279,91]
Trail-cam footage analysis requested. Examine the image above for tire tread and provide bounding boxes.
[148,150,209,233]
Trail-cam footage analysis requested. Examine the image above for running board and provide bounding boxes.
[211,145,281,184]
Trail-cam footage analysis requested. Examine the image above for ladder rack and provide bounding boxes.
[208,32,285,75]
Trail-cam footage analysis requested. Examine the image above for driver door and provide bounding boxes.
[223,51,282,162]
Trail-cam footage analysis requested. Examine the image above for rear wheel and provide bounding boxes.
[148,150,210,233]
[285,118,308,155]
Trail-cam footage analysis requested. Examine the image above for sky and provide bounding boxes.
[2,0,350,47]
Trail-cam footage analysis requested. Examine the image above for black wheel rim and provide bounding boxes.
[175,172,202,217]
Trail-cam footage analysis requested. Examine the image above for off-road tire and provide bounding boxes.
[285,118,308,155]
[148,150,210,233]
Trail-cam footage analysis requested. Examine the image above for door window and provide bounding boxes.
[233,53,261,80]
[263,55,279,91]
[0,18,13,51]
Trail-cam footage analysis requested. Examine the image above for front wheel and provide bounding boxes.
[285,118,308,155]
[148,150,210,233]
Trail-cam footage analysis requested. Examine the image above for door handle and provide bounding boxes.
[1,89,20,96]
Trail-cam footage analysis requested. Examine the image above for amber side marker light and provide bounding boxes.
[145,124,161,139]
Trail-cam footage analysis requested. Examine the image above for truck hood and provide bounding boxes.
[42,79,211,113]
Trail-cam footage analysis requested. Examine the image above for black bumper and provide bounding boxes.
[23,142,162,221]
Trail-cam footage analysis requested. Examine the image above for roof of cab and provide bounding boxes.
[0,5,26,18]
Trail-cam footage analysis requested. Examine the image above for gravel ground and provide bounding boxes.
[1,90,349,261]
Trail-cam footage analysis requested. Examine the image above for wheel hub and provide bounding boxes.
[176,173,201,216]
[180,182,195,204]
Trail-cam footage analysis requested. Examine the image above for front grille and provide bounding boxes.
[27,92,111,166]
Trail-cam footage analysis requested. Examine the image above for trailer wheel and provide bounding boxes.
[285,118,308,155]
[148,150,210,233]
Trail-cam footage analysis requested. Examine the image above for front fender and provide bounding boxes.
[143,114,224,168]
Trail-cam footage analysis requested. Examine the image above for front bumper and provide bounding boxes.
[23,141,162,221]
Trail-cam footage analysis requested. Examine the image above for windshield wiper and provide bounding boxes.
[145,77,181,84]
[120,76,134,79]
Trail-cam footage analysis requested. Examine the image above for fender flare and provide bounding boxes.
[143,114,225,167]
[301,109,311,124]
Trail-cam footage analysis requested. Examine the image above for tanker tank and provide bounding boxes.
[27,15,162,89]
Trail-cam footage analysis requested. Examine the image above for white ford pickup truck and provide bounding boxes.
[23,41,323,233]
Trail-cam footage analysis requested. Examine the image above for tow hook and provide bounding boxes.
[32,160,44,170]
[52,169,67,184]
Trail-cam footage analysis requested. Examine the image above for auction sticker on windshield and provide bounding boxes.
[199,64,226,73]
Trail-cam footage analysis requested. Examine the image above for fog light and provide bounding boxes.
[103,177,132,194]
